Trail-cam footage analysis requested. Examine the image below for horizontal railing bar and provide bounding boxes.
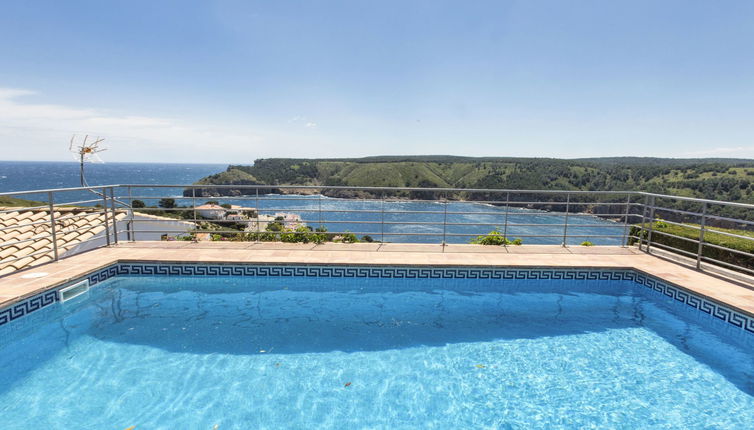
[703,213,754,227]
[649,241,699,258]
[647,205,704,218]
[0,233,54,249]
[0,248,56,264]
[645,218,754,242]
[639,191,754,210]
[126,217,625,229]
[129,229,627,239]
[703,228,754,242]
[0,205,52,213]
[0,185,119,197]
[123,184,638,195]
[646,229,701,244]
[54,210,112,223]
[0,218,54,232]
[123,198,631,208]
[51,222,113,237]
[2,184,749,211]
[127,206,634,219]
[700,256,754,275]
[47,198,105,206]
[701,242,754,258]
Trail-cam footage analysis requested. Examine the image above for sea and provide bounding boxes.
[0,161,626,245]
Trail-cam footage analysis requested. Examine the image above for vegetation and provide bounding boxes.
[188,156,754,224]
[195,224,372,245]
[470,230,522,246]
[0,196,46,207]
[580,241,594,246]
[629,221,754,272]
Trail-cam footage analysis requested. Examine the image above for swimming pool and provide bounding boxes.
[1,264,753,429]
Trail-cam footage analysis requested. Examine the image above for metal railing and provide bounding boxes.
[1,184,753,280]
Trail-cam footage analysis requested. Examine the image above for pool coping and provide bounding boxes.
[1,243,753,332]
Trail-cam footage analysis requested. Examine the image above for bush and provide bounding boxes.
[580,241,594,246]
[629,224,754,273]
[471,230,513,245]
[158,198,176,209]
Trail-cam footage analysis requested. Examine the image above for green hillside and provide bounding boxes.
[186,155,754,223]
[189,156,754,221]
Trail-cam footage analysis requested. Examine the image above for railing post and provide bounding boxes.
[255,187,261,242]
[621,194,631,247]
[638,195,649,251]
[109,187,118,244]
[380,192,385,243]
[696,202,707,269]
[101,187,111,246]
[646,196,656,252]
[317,191,324,243]
[562,193,570,246]
[502,192,510,245]
[192,186,197,224]
[442,192,448,250]
[48,191,59,261]
[127,186,135,241]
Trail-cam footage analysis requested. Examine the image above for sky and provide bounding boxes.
[1,0,753,163]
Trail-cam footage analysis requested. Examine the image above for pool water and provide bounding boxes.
[1,275,753,429]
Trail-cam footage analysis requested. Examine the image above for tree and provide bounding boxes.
[132,199,146,208]
[159,198,176,209]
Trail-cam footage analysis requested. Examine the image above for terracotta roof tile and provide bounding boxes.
[0,207,127,276]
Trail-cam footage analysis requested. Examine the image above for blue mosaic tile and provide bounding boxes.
[1,263,752,337]
[0,290,57,326]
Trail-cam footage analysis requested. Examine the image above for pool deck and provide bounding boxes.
[1,242,753,316]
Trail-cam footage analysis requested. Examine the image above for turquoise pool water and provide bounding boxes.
[1,274,753,429]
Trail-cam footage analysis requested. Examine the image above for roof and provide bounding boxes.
[0,207,127,276]
[131,211,196,226]
[195,204,225,210]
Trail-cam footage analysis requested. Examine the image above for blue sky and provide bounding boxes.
[1,0,753,163]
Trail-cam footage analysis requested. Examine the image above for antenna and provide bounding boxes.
[69,134,107,187]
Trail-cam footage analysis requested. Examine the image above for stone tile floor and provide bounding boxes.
[1,242,752,316]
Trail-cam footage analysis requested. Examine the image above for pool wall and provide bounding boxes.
[2,263,753,339]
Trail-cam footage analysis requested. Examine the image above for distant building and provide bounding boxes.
[195,204,225,219]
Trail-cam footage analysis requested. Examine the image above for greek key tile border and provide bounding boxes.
[0,265,120,327]
[1,263,752,337]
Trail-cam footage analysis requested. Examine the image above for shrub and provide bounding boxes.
[629,224,754,273]
[281,225,315,243]
[158,198,176,209]
[580,241,594,246]
[470,230,511,245]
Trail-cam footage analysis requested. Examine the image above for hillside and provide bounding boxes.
[188,156,754,223]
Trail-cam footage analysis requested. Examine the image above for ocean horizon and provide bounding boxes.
[0,160,625,245]
[0,160,226,193]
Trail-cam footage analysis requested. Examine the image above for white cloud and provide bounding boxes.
[0,87,269,163]
[288,115,318,129]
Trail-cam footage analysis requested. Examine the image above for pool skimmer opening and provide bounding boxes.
[58,280,90,303]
